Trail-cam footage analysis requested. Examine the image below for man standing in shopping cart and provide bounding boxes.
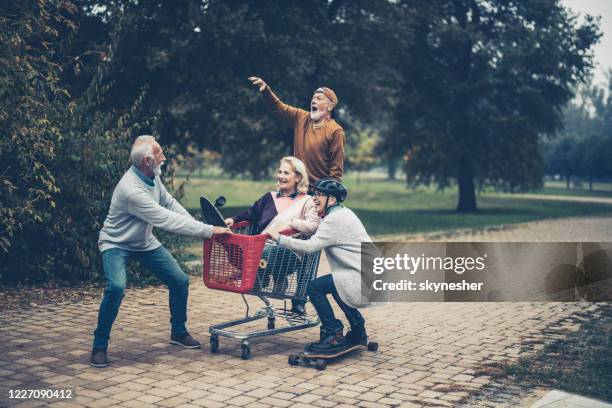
[249,76,346,315]
[90,135,232,368]
[248,76,345,186]
[269,179,374,354]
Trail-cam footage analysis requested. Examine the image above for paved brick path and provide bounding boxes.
[382,215,612,242]
[1,215,611,408]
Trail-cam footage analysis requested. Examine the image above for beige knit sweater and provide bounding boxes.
[262,194,320,236]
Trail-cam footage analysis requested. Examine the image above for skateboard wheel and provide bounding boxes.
[210,335,219,353]
[215,196,226,208]
[288,355,299,366]
[315,359,326,371]
[367,342,378,352]
[259,259,268,269]
[241,344,251,360]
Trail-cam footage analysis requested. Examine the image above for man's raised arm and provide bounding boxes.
[248,76,308,126]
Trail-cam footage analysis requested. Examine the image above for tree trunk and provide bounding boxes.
[250,169,264,181]
[566,175,570,189]
[357,171,361,185]
[457,160,477,212]
[589,175,593,191]
[388,160,397,180]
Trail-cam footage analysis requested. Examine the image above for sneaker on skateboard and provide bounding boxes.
[288,341,378,370]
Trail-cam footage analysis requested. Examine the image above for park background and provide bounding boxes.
[1,2,612,406]
[2,0,612,286]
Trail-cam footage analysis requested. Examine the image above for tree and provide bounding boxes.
[345,124,380,184]
[594,71,612,180]
[392,0,600,211]
[544,77,612,190]
[71,0,402,179]
[0,1,75,256]
[0,1,183,284]
[546,135,581,189]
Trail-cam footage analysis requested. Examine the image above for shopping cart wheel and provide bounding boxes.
[267,317,275,330]
[367,342,379,352]
[315,359,327,371]
[210,335,219,354]
[288,355,299,366]
[241,344,251,360]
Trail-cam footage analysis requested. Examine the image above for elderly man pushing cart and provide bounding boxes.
[90,136,232,368]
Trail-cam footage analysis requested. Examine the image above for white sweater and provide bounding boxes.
[98,166,213,252]
[278,206,375,308]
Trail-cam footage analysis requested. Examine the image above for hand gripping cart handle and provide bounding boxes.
[202,221,321,359]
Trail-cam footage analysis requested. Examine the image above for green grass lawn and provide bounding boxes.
[532,186,612,198]
[177,176,612,237]
[544,180,612,192]
[489,304,612,403]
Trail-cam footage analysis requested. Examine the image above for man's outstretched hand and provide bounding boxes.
[212,226,233,236]
[248,76,267,92]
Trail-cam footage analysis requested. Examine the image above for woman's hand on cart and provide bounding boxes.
[212,226,233,236]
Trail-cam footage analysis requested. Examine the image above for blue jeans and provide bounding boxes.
[93,246,190,350]
[307,274,364,333]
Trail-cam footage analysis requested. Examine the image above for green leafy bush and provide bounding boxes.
[0,1,187,284]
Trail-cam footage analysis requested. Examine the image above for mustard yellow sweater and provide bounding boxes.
[263,86,345,183]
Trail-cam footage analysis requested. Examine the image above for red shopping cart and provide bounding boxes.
[203,221,321,359]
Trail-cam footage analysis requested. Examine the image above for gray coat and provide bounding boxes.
[278,207,376,308]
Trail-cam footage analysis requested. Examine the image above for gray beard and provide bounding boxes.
[310,110,325,121]
[150,162,162,177]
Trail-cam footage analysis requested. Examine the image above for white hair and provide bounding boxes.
[280,156,309,193]
[129,135,156,166]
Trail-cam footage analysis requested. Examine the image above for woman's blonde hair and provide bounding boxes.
[279,156,309,193]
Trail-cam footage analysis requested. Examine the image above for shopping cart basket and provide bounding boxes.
[203,221,321,359]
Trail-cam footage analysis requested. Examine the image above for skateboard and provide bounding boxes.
[200,195,227,227]
[288,341,378,370]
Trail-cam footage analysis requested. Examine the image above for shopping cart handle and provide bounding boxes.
[266,227,299,239]
[232,221,251,229]
[280,227,298,236]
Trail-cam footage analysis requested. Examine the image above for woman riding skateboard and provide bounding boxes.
[269,178,375,354]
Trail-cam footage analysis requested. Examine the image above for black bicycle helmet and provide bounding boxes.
[313,178,348,202]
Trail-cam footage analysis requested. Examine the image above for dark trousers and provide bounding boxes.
[307,274,364,333]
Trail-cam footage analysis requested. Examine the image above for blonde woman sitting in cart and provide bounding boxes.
[224,156,320,314]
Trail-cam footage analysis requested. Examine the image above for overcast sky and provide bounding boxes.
[562,0,612,87]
